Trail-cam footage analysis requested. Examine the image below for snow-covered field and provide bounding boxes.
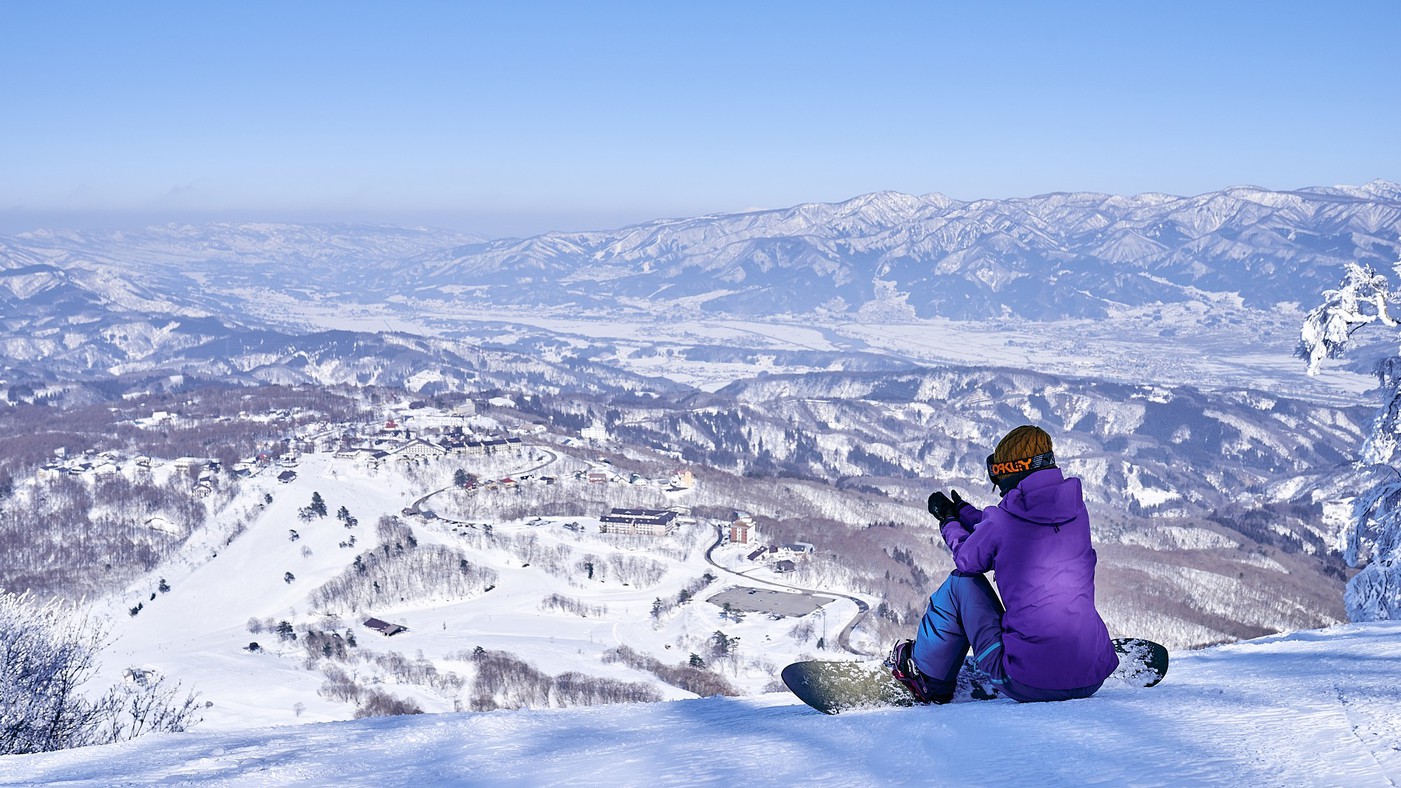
[5,622,1399,786]
[268,296,1376,401]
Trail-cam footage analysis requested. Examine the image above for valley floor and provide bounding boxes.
[4,622,1400,787]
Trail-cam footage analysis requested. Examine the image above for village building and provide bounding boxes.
[334,447,387,468]
[363,617,408,637]
[393,438,447,461]
[598,508,678,537]
[172,457,214,475]
[36,465,67,482]
[730,519,752,545]
[439,438,469,456]
[485,437,523,453]
[774,542,815,557]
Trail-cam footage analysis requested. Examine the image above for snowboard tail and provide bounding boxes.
[782,637,1168,715]
[1111,637,1169,688]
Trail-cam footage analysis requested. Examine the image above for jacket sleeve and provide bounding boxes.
[943,509,998,574]
[955,502,983,530]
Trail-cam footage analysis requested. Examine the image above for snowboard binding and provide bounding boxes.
[885,640,952,704]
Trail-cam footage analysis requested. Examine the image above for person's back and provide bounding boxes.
[972,467,1116,691]
[891,425,1117,703]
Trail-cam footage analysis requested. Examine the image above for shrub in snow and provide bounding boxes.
[353,690,422,718]
[467,648,660,711]
[601,645,737,698]
[1300,260,1401,620]
[541,593,607,618]
[0,590,201,755]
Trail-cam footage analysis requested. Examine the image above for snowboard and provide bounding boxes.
[781,637,1168,715]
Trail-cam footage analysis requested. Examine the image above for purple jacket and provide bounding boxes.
[941,468,1118,690]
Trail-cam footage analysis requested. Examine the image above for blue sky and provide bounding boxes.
[1,1,1397,236]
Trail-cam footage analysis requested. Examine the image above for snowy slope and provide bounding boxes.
[82,447,856,730]
[3,622,1399,786]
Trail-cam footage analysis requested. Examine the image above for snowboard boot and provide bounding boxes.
[884,640,953,705]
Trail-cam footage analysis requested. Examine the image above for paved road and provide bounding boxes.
[702,525,874,657]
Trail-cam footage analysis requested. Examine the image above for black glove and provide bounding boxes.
[949,489,973,529]
[928,491,959,522]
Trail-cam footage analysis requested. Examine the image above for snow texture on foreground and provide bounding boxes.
[4,623,1400,787]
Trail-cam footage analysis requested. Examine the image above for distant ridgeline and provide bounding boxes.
[397,181,1401,319]
[1,182,1398,335]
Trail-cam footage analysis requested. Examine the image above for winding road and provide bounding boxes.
[703,525,874,658]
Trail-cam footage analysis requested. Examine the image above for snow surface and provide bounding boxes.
[3,623,1400,786]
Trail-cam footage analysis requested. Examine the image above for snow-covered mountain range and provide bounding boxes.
[2,183,1398,326]
[402,180,1401,318]
[3,182,1395,400]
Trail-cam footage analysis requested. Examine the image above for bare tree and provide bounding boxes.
[0,591,201,754]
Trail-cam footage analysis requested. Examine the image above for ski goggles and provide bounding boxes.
[985,450,1056,484]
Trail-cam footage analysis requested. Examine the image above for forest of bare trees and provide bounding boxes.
[308,535,499,616]
[0,384,379,599]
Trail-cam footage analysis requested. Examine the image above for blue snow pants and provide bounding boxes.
[911,570,1104,703]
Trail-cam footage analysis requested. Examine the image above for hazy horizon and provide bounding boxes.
[4,177,1399,240]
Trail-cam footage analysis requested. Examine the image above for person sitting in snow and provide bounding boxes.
[888,425,1119,703]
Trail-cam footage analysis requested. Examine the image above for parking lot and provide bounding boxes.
[707,586,834,617]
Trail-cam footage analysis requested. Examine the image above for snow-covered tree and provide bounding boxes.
[1299,263,1397,376]
[1300,261,1401,620]
[0,591,201,754]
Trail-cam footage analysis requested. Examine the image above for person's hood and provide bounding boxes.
[1000,467,1083,527]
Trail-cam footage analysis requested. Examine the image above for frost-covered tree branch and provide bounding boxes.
[1298,262,1397,375]
[0,591,201,754]
[1300,260,1401,621]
